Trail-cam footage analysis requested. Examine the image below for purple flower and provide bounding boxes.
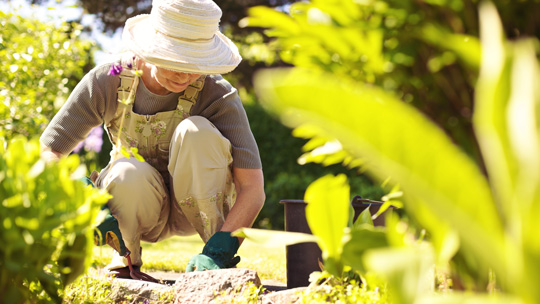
[84,127,104,153]
[73,141,83,153]
[108,63,123,76]
[73,127,104,154]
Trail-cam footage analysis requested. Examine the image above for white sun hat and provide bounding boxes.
[122,0,242,74]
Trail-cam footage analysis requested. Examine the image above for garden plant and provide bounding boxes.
[0,137,110,303]
[236,0,540,303]
[0,11,94,140]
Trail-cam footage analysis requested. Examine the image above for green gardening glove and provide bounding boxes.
[94,207,128,256]
[186,232,241,272]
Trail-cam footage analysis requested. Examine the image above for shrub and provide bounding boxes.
[0,137,110,303]
[0,11,94,140]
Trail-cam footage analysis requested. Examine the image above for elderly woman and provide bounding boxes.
[40,0,265,278]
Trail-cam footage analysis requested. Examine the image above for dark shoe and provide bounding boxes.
[109,265,159,283]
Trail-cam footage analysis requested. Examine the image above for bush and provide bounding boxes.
[0,11,94,140]
[0,137,109,303]
[245,0,540,166]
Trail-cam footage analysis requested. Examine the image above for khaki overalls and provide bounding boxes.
[96,66,236,269]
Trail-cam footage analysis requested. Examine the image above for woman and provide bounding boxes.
[40,0,265,277]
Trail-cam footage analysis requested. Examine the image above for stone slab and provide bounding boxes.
[109,279,173,303]
[173,268,261,304]
[101,268,290,303]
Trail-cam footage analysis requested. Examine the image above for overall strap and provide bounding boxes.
[177,76,206,115]
[117,68,139,105]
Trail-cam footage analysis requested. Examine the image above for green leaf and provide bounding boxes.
[354,207,374,228]
[473,2,540,299]
[473,1,515,225]
[364,247,434,304]
[342,227,388,273]
[232,227,318,247]
[120,146,131,158]
[304,174,350,264]
[416,293,524,304]
[243,6,300,36]
[130,147,145,162]
[421,24,481,70]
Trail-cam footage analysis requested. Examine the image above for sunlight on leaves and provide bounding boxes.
[232,227,318,247]
[305,174,350,263]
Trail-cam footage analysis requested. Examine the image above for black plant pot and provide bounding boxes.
[280,196,387,289]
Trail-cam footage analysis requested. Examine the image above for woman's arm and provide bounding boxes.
[221,167,265,237]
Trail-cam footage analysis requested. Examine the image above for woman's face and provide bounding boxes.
[149,65,202,95]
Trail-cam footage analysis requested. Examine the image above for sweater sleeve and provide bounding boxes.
[40,64,119,154]
[193,76,262,169]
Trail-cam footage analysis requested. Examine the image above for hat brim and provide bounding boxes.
[123,15,242,74]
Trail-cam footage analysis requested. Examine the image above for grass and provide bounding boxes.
[64,235,390,303]
[62,234,286,303]
[92,234,287,282]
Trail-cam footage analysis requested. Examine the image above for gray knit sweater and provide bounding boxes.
[40,63,262,169]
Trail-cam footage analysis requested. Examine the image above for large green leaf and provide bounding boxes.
[364,247,434,304]
[232,227,318,247]
[473,2,540,301]
[473,1,517,229]
[304,174,350,265]
[254,67,505,281]
[342,226,388,273]
[416,294,523,304]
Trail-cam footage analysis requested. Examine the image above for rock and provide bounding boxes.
[110,279,174,303]
[173,268,261,304]
[261,287,306,304]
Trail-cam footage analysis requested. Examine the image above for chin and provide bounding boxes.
[167,83,189,93]
[170,87,188,93]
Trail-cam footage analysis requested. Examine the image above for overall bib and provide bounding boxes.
[96,68,236,269]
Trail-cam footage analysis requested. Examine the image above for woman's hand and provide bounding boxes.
[40,144,64,162]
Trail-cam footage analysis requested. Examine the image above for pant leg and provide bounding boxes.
[166,116,236,243]
[96,157,169,269]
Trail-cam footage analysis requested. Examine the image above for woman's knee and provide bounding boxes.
[103,158,167,211]
[174,116,226,147]
[106,158,161,189]
[170,116,232,171]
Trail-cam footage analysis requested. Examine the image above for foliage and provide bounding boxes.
[297,272,388,304]
[245,102,385,229]
[62,270,117,304]
[235,174,390,278]
[63,268,176,303]
[244,0,539,166]
[0,11,94,140]
[249,1,540,303]
[0,137,110,303]
[213,282,265,304]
